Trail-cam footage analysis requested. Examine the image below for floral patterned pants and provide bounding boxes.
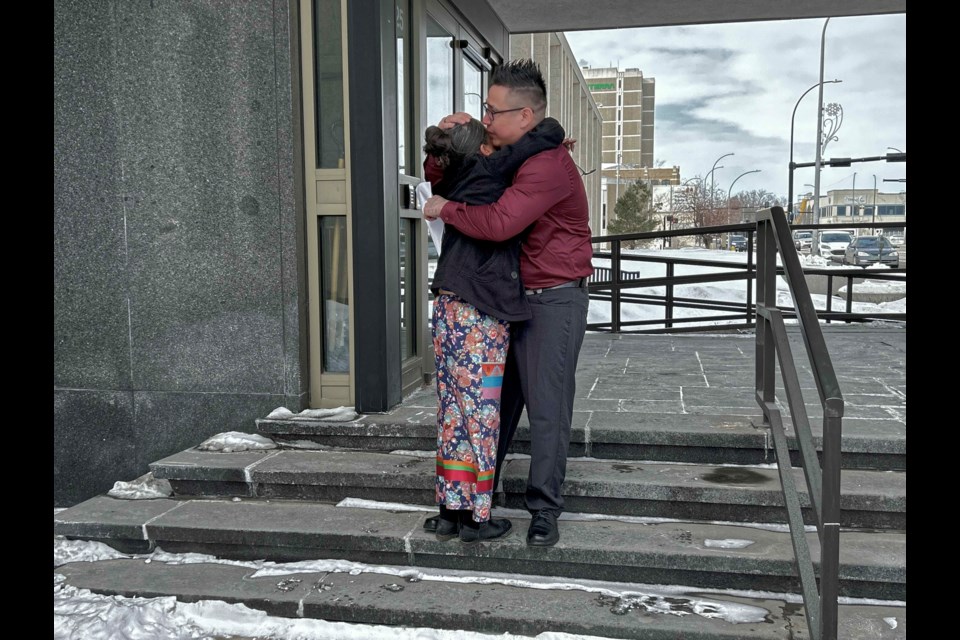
[433,294,510,523]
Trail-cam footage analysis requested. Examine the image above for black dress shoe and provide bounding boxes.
[459,517,513,545]
[423,514,440,533]
[527,510,559,547]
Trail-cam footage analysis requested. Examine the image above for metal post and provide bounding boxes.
[872,174,878,234]
[612,239,622,333]
[813,18,831,249]
[851,173,856,230]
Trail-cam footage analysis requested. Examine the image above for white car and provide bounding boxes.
[887,234,905,247]
[818,232,853,262]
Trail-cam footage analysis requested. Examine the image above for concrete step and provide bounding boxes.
[55,556,907,640]
[54,496,906,600]
[257,410,905,471]
[150,449,905,529]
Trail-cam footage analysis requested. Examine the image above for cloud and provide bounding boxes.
[564,13,906,197]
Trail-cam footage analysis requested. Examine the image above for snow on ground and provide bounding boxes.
[587,247,904,330]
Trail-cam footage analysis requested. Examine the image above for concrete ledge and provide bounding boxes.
[147,450,905,528]
[253,411,905,470]
[55,558,908,639]
[53,498,906,599]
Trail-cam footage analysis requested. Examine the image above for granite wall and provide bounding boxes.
[54,0,308,506]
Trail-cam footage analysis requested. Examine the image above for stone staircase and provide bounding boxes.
[53,330,907,639]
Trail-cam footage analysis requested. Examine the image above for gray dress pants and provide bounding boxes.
[493,284,589,515]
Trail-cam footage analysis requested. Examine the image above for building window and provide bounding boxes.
[836,205,847,216]
[425,16,454,136]
[313,0,345,169]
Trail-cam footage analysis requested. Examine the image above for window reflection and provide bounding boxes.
[396,1,407,174]
[314,0,345,169]
[399,218,416,360]
[425,16,453,132]
[320,217,349,372]
[463,59,482,120]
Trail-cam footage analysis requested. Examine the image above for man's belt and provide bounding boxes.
[525,277,589,296]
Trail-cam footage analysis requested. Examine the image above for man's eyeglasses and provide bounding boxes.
[482,102,525,119]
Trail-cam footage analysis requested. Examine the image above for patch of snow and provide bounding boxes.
[294,406,360,422]
[108,473,173,500]
[196,432,278,452]
[704,539,755,549]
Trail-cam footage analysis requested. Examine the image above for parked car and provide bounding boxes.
[818,231,853,262]
[843,235,900,268]
[886,233,905,247]
[793,230,813,252]
[727,234,748,252]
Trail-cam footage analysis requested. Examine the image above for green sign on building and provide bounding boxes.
[588,83,615,91]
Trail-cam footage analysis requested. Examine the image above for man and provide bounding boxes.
[423,59,593,547]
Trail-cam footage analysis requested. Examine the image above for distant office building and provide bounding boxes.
[509,32,603,233]
[798,189,907,235]
[582,67,655,168]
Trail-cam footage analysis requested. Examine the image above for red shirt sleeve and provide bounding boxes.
[438,152,572,242]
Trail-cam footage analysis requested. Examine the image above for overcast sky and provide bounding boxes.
[564,13,906,201]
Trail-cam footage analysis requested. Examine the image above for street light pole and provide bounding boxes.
[727,169,761,222]
[813,18,832,251]
[872,174,878,234]
[709,153,734,211]
[788,78,841,219]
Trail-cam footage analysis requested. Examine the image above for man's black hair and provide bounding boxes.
[490,58,547,111]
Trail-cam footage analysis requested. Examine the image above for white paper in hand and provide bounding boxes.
[416,181,444,255]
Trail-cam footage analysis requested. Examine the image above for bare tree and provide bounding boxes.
[727,189,788,222]
[672,178,728,248]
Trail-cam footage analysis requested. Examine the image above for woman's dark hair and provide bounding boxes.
[423,119,487,168]
[490,58,547,112]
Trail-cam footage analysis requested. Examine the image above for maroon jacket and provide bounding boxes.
[439,145,594,289]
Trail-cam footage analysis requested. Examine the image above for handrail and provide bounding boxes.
[584,211,877,639]
[755,205,841,640]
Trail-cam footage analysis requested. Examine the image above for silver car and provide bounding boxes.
[793,230,813,252]
[843,235,900,268]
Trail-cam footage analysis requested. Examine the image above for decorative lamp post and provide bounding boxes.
[788,79,841,217]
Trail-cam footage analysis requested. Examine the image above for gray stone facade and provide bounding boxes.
[54,0,308,506]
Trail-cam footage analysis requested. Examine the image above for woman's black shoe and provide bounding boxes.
[434,506,460,541]
[459,516,513,545]
[422,514,440,533]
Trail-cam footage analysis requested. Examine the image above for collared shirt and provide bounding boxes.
[439,145,594,289]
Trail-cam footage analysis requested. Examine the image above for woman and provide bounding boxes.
[423,116,564,544]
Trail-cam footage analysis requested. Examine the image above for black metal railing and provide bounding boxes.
[588,222,905,333]
[755,206,840,640]
[589,223,758,333]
